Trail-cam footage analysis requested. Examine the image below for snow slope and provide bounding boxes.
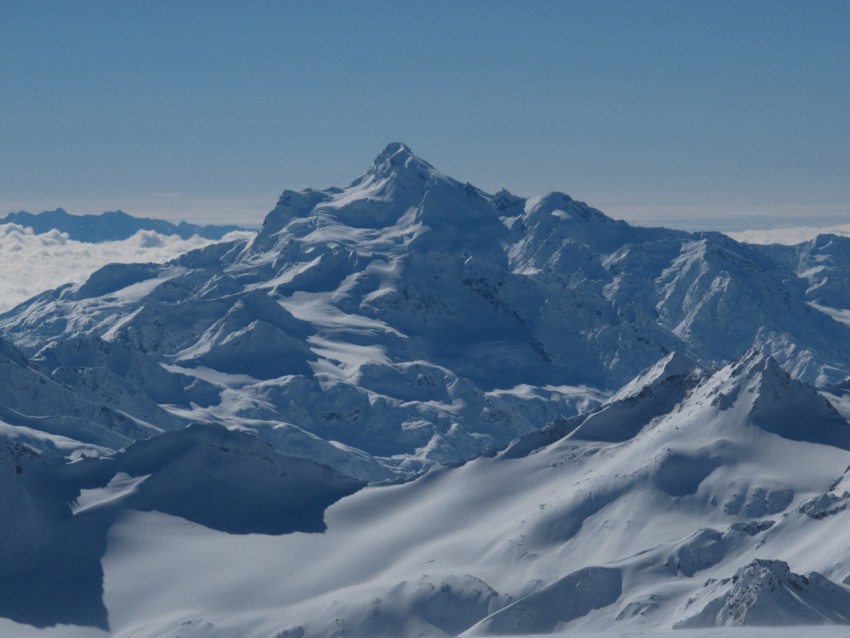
[2,348,850,635]
[0,335,175,448]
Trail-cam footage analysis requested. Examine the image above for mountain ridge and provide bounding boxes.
[1,208,247,242]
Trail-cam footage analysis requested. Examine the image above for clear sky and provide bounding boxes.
[2,0,849,230]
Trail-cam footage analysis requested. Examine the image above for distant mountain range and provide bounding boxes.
[4,144,850,636]
[1,208,247,241]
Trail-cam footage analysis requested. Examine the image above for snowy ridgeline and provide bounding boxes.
[4,144,850,635]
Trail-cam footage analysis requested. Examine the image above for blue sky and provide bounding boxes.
[2,0,848,230]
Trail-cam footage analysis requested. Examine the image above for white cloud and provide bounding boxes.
[726,223,850,246]
[0,224,253,312]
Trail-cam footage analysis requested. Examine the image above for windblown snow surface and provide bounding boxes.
[5,144,850,636]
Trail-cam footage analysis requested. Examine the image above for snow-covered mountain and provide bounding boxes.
[4,144,850,635]
[4,143,850,469]
[1,209,246,242]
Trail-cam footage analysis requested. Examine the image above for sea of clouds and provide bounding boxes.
[0,223,253,312]
[726,223,850,245]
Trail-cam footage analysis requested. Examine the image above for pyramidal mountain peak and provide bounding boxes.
[677,559,850,628]
[253,143,624,257]
[366,141,436,180]
[727,348,850,450]
[612,350,705,402]
[351,141,447,202]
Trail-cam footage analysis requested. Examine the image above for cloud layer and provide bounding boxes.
[0,223,252,312]
[726,223,850,245]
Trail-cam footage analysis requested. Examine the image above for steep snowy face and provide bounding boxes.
[564,352,706,443]
[677,559,850,628]
[506,190,660,276]
[603,347,850,457]
[0,423,364,631]
[76,423,365,535]
[249,142,510,274]
[0,336,169,449]
[0,437,101,629]
[251,142,441,254]
[729,350,850,449]
[793,234,850,306]
[365,141,438,190]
